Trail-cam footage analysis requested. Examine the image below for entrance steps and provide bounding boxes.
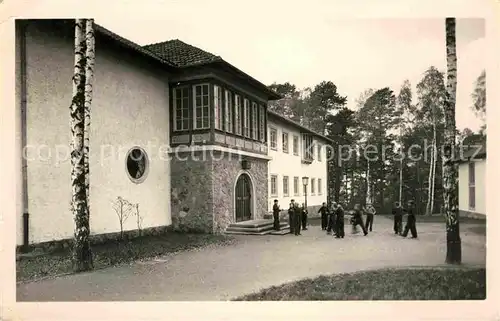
[225,219,290,235]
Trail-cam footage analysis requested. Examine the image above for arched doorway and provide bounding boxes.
[235,173,252,222]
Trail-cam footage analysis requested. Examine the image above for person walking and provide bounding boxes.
[288,200,295,235]
[364,203,376,232]
[326,202,336,235]
[318,202,328,230]
[352,204,368,236]
[401,200,418,238]
[294,201,302,236]
[272,199,281,231]
[334,203,345,238]
[392,202,403,235]
[301,203,308,230]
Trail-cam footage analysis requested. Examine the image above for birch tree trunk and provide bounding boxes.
[71,19,93,272]
[444,17,461,264]
[366,161,371,204]
[430,123,437,215]
[84,19,95,207]
[426,143,433,215]
[399,126,403,205]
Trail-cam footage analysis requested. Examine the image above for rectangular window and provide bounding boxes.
[311,178,316,195]
[294,176,299,196]
[214,85,223,130]
[270,175,278,196]
[173,87,190,131]
[234,94,242,135]
[282,132,289,153]
[469,162,475,209]
[259,105,265,142]
[243,98,251,138]
[318,178,322,195]
[270,127,278,150]
[293,135,299,155]
[193,84,210,129]
[302,134,314,160]
[224,90,233,133]
[283,176,289,196]
[251,102,258,140]
[317,144,322,161]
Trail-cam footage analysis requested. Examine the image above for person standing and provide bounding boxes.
[334,203,345,238]
[272,199,281,231]
[326,202,336,235]
[352,204,368,236]
[301,203,308,230]
[401,200,418,238]
[318,202,328,230]
[288,200,295,235]
[364,203,376,232]
[294,201,302,236]
[392,202,403,235]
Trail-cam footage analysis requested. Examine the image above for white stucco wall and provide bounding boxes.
[17,22,171,245]
[267,119,329,212]
[458,159,486,216]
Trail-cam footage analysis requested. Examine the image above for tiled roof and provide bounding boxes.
[143,39,223,67]
[267,110,334,144]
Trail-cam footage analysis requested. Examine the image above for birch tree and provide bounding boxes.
[71,19,93,272]
[444,17,461,264]
[416,67,446,216]
[84,19,95,207]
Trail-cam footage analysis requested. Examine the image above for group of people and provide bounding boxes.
[272,198,418,239]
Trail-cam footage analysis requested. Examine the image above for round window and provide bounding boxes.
[126,147,149,183]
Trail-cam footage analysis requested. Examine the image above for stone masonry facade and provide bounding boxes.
[170,150,268,234]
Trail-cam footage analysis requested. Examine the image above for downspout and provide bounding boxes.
[19,21,30,252]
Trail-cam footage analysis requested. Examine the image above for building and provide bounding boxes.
[457,140,486,219]
[15,19,331,250]
[267,110,331,215]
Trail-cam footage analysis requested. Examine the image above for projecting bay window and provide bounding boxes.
[251,102,258,140]
[193,84,210,130]
[302,134,314,162]
[173,87,190,131]
[259,105,266,142]
[243,98,251,138]
[235,94,242,135]
[224,90,233,133]
[214,85,223,130]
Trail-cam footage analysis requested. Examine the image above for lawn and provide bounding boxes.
[17,232,236,282]
[233,267,486,300]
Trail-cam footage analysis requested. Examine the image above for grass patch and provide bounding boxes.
[233,267,486,300]
[17,232,236,282]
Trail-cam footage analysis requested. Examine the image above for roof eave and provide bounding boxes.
[267,110,334,144]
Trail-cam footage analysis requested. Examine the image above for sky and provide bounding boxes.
[71,2,485,132]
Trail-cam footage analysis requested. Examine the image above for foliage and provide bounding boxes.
[233,267,486,300]
[471,70,486,122]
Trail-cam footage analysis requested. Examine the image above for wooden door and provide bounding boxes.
[235,174,252,222]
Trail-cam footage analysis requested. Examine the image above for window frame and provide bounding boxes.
[193,83,210,130]
[282,132,289,153]
[269,127,278,150]
[270,174,278,197]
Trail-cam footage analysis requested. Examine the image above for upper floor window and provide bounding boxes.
[293,135,299,155]
[293,176,300,196]
[302,134,314,161]
[270,127,278,150]
[311,178,316,195]
[214,85,223,130]
[235,94,242,135]
[259,105,266,142]
[282,132,289,153]
[193,84,210,129]
[251,102,258,140]
[317,144,322,161]
[318,178,322,195]
[173,87,190,131]
[243,98,251,138]
[224,90,233,133]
